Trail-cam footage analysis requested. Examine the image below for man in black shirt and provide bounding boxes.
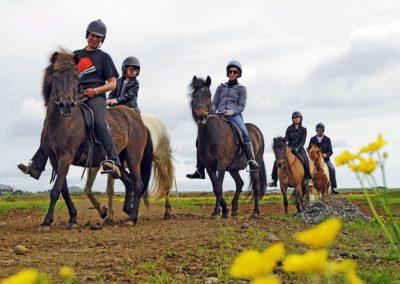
[308,123,339,194]
[18,20,121,179]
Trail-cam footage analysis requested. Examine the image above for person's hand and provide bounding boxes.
[322,154,327,158]
[84,88,97,97]
[293,147,299,153]
[107,99,118,106]
[224,109,234,116]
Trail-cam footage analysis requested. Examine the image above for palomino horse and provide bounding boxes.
[308,144,330,198]
[83,114,175,222]
[189,76,267,218]
[38,49,150,229]
[272,137,315,214]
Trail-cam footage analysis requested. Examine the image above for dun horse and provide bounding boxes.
[272,137,314,214]
[308,144,330,198]
[83,114,175,222]
[38,49,150,229]
[189,76,267,218]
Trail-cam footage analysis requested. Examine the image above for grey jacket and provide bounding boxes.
[212,82,247,115]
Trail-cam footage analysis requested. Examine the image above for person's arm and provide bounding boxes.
[307,137,313,150]
[117,81,139,104]
[232,86,247,115]
[325,137,333,158]
[298,127,307,149]
[85,77,117,97]
[107,81,118,99]
[212,86,221,113]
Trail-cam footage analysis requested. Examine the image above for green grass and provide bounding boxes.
[0,199,64,212]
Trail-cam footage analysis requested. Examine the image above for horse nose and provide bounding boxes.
[195,107,206,117]
[277,160,284,168]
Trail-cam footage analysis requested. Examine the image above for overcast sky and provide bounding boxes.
[0,0,399,192]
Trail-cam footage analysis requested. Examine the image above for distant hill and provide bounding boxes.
[68,186,84,193]
[0,183,13,190]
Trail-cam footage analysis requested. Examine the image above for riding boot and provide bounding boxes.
[186,152,205,179]
[303,156,313,187]
[268,161,278,187]
[244,142,259,171]
[17,147,48,180]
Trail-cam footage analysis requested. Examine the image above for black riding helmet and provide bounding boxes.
[316,122,325,131]
[86,20,107,42]
[122,56,140,75]
[292,111,303,124]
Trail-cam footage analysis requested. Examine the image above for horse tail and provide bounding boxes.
[141,128,154,207]
[141,114,175,199]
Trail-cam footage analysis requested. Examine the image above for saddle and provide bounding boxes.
[221,117,245,155]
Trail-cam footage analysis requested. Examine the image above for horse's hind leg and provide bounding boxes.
[250,171,261,218]
[103,175,115,225]
[230,170,244,216]
[61,180,78,229]
[84,167,107,219]
[163,193,172,220]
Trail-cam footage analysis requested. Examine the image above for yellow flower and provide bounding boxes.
[230,250,268,278]
[294,218,341,249]
[283,249,328,274]
[252,275,281,284]
[59,266,74,281]
[262,243,285,271]
[357,157,377,174]
[335,151,357,166]
[325,260,356,275]
[1,269,39,284]
[347,269,364,284]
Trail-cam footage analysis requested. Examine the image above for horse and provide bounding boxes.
[38,49,150,230]
[83,114,175,222]
[189,76,267,218]
[272,137,315,214]
[308,144,330,198]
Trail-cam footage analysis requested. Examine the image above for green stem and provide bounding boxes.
[377,151,387,188]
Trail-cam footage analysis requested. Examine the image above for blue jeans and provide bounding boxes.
[228,114,251,143]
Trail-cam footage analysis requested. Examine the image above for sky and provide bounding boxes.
[0,0,399,193]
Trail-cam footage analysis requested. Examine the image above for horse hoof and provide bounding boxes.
[211,214,218,219]
[231,211,238,217]
[103,218,114,226]
[38,225,51,232]
[66,223,78,230]
[250,213,259,219]
[222,210,230,219]
[163,213,171,220]
[124,220,135,227]
[99,206,108,219]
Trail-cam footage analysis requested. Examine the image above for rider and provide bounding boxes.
[17,19,122,179]
[308,123,339,194]
[107,56,141,113]
[186,60,259,179]
[268,111,313,188]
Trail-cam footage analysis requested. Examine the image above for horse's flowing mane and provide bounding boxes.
[273,136,286,148]
[42,48,75,106]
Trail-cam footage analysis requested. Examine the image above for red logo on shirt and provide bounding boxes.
[77,57,96,78]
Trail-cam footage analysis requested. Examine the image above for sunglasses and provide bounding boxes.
[228,70,239,74]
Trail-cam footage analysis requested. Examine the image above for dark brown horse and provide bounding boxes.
[272,137,314,214]
[189,76,267,218]
[38,49,151,230]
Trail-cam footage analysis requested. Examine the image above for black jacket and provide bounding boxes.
[308,135,333,161]
[285,124,307,152]
[108,76,140,112]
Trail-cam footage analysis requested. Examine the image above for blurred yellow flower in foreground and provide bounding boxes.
[295,218,341,249]
[252,275,281,284]
[1,269,39,284]
[59,266,74,281]
[335,150,357,166]
[283,249,328,273]
[262,243,285,270]
[348,158,377,174]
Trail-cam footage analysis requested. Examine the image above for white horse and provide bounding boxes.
[83,114,175,222]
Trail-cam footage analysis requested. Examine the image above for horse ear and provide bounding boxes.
[72,53,79,65]
[206,76,211,87]
[192,76,197,83]
[50,52,58,64]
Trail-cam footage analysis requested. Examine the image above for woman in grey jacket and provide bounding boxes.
[186,60,259,179]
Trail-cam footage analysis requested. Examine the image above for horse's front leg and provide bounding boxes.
[229,170,244,216]
[206,168,220,218]
[280,184,289,214]
[104,174,115,225]
[41,157,72,230]
[294,185,303,213]
[61,180,78,229]
[216,169,229,218]
[84,167,107,219]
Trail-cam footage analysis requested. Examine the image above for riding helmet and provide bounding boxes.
[316,122,325,131]
[292,111,302,119]
[122,56,140,74]
[226,60,242,77]
[86,20,107,42]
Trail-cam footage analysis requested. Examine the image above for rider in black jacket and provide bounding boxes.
[268,111,313,188]
[308,123,338,193]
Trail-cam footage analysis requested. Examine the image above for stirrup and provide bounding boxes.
[22,160,34,174]
[246,160,259,173]
[100,160,117,175]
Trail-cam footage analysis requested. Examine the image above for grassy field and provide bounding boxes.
[0,190,399,283]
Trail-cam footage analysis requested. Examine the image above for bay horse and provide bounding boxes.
[272,137,315,214]
[189,76,267,218]
[308,144,330,198]
[39,49,150,230]
[83,114,176,222]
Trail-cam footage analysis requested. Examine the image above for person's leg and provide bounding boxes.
[18,146,48,180]
[326,160,338,193]
[86,96,121,178]
[186,137,205,179]
[228,114,259,170]
[297,149,313,187]
[268,161,278,187]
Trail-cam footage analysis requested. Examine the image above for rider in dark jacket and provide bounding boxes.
[18,20,122,179]
[107,56,140,113]
[308,122,338,193]
[186,60,259,179]
[268,111,313,188]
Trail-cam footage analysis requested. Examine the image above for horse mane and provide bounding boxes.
[309,144,324,169]
[42,48,76,106]
[189,77,208,92]
[273,136,286,148]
